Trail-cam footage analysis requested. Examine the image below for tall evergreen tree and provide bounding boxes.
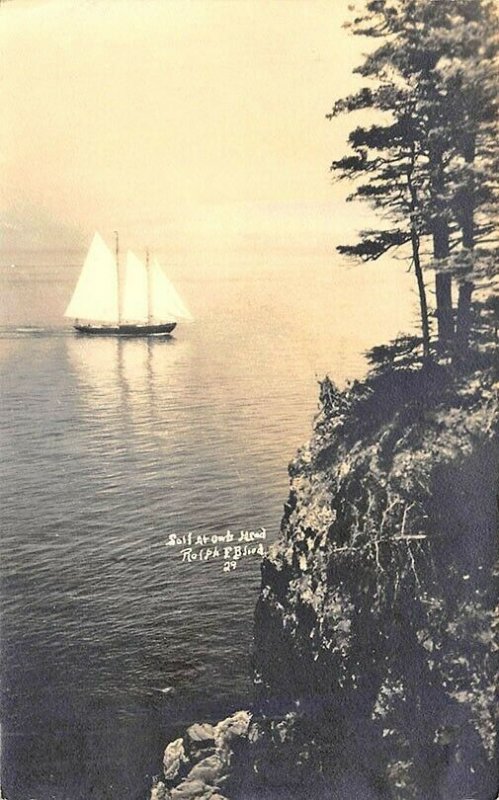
[330,0,498,357]
[442,0,499,352]
[329,92,432,359]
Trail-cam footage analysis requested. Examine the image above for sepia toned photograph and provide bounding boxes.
[0,1,497,799]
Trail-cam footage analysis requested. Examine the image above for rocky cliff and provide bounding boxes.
[153,359,498,800]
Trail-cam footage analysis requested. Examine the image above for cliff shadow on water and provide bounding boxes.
[152,322,498,800]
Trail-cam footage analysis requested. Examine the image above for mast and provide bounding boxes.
[146,248,153,324]
[114,230,123,325]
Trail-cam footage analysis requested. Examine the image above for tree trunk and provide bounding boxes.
[455,281,473,352]
[433,229,453,350]
[454,134,476,357]
[414,233,431,362]
[407,146,431,362]
[429,149,454,351]
[435,273,453,346]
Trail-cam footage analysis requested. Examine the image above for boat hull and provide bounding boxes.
[74,322,177,337]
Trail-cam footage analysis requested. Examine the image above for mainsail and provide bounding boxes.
[64,232,119,322]
[122,251,148,323]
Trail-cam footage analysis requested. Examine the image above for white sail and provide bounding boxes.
[64,232,119,323]
[122,251,149,323]
[150,258,193,322]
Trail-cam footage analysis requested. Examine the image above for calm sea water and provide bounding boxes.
[0,269,413,800]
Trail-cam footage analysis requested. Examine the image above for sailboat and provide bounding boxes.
[64,232,193,336]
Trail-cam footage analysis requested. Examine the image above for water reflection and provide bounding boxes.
[0,338,22,369]
[65,335,191,442]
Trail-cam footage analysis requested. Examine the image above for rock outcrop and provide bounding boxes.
[252,365,498,799]
[150,712,251,800]
[153,361,498,800]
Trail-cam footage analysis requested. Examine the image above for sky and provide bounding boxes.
[0,0,418,331]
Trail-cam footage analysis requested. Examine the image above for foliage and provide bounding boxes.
[329,0,499,358]
[255,358,498,798]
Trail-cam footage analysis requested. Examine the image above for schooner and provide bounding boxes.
[65,232,193,336]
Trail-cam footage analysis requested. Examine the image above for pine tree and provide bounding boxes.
[330,0,498,358]
[328,91,432,359]
[441,1,499,353]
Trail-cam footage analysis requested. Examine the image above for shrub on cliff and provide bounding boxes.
[252,345,497,800]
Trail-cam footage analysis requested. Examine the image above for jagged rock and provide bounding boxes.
[187,754,224,784]
[184,723,217,764]
[214,711,250,761]
[150,779,170,800]
[155,711,251,799]
[163,737,187,782]
[186,723,215,747]
[170,778,213,799]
